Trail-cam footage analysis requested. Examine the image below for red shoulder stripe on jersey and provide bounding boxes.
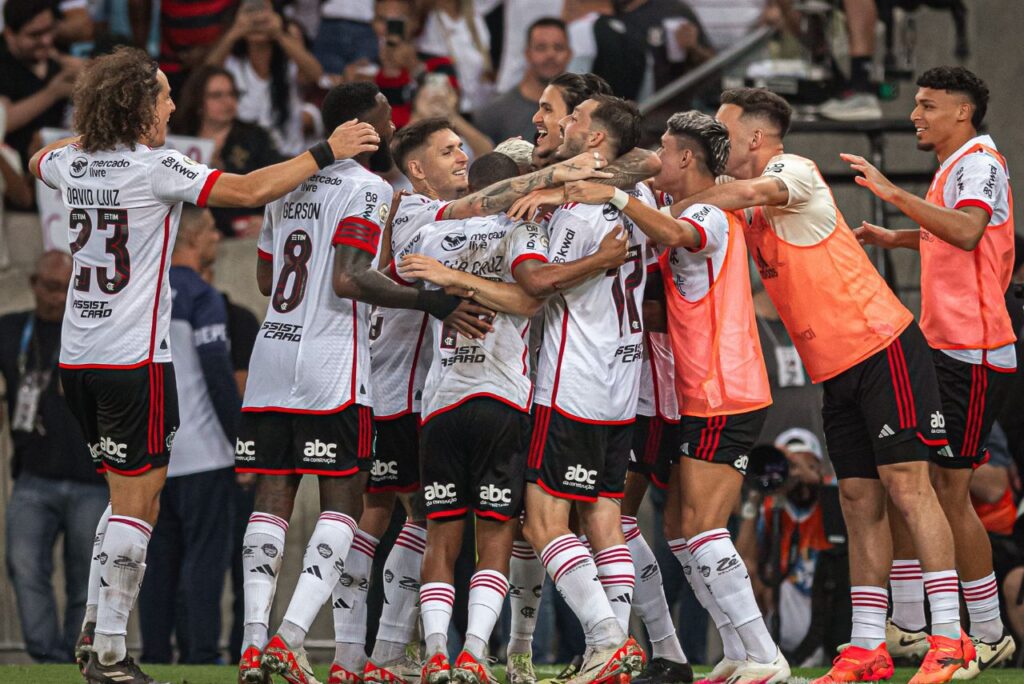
[257,248,272,262]
[333,216,382,255]
[954,198,994,219]
[196,169,222,208]
[511,253,547,272]
[435,202,451,221]
[680,216,707,253]
[36,150,56,189]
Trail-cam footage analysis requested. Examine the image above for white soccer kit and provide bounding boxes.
[244,160,393,412]
[37,143,221,367]
[370,193,450,418]
[533,184,655,423]
[398,214,547,422]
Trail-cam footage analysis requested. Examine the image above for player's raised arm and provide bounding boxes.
[205,119,381,208]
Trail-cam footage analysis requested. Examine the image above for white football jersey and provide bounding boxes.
[637,243,679,421]
[399,214,547,422]
[244,160,392,412]
[534,184,654,423]
[38,143,221,367]
[369,193,450,418]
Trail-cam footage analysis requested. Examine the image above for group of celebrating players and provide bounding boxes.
[29,43,1016,684]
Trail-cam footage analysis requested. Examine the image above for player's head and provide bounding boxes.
[467,152,519,193]
[494,137,536,174]
[655,111,730,193]
[322,82,396,172]
[557,94,640,161]
[912,66,989,152]
[72,46,172,151]
[175,205,221,270]
[391,117,468,199]
[532,72,612,163]
[30,250,72,322]
[3,0,56,63]
[717,88,791,179]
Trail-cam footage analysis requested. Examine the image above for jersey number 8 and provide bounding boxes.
[272,230,313,313]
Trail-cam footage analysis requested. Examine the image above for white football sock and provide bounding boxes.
[924,570,961,639]
[508,541,545,657]
[689,529,776,663]
[540,535,623,649]
[95,516,151,665]
[465,570,510,658]
[83,502,112,626]
[594,544,635,634]
[890,559,926,631]
[963,573,1003,642]
[420,582,455,656]
[333,530,378,671]
[241,512,289,652]
[623,517,686,663]
[280,512,357,645]
[372,521,426,663]
[850,586,888,649]
[669,538,745,662]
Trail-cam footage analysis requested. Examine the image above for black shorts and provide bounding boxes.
[628,415,679,489]
[932,351,1014,469]
[419,399,529,521]
[678,408,767,476]
[368,413,421,493]
[822,322,946,480]
[527,405,632,501]
[235,404,374,476]
[61,363,179,476]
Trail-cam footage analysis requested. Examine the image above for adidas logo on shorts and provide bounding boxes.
[878,424,896,438]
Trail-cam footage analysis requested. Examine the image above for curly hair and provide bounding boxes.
[916,66,989,128]
[73,46,162,152]
[666,110,731,177]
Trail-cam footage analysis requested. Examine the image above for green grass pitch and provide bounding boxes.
[4,665,1024,684]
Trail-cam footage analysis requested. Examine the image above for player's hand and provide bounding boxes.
[398,254,459,288]
[444,301,495,340]
[508,187,562,221]
[596,225,629,269]
[840,153,898,202]
[327,119,380,160]
[852,221,897,249]
[563,179,615,205]
[553,151,613,184]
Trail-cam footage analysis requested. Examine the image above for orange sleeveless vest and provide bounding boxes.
[919,143,1016,351]
[973,486,1016,537]
[661,209,772,417]
[744,163,913,383]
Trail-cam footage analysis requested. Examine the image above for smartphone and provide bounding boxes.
[386,18,406,39]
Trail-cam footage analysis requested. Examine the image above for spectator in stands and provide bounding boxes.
[314,0,377,75]
[151,0,237,96]
[0,0,94,46]
[0,0,82,170]
[337,0,458,131]
[737,430,833,664]
[0,101,34,269]
[137,206,240,664]
[408,72,493,159]
[474,18,572,144]
[818,0,882,121]
[596,0,714,101]
[171,65,285,238]
[417,0,495,113]
[2,251,108,663]
[205,0,323,155]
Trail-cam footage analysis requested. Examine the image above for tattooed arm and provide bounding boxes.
[440,151,611,219]
[587,147,662,190]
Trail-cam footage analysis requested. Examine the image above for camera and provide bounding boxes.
[746,444,789,494]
